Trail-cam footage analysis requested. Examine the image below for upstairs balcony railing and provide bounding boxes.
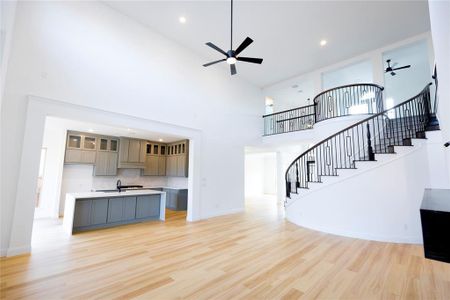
[314,83,384,123]
[263,83,384,136]
[263,104,315,136]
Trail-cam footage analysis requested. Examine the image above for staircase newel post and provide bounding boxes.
[366,123,375,161]
[285,179,291,198]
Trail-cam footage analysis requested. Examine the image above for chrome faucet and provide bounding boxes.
[116,179,122,192]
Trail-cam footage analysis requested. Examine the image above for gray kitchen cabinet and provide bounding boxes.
[94,152,108,175]
[73,200,92,227]
[65,149,96,164]
[119,138,129,162]
[107,196,136,223]
[81,151,96,164]
[142,141,167,176]
[164,188,188,211]
[166,155,178,177]
[94,152,118,176]
[123,197,137,220]
[118,137,146,168]
[65,132,97,164]
[142,155,158,176]
[65,149,82,163]
[136,195,160,219]
[71,194,162,233]
[164,140,188,177]
[91,198,108,225]
[158,156,166,176]
[177,155,187,177]
[107,197,124,223]
[107,152,118,175]
[128,139,141,162]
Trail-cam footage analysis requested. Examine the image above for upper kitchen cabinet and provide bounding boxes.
[142,142,166,176]
[94,137,119,176]
[118,137,146,169]
[166,140,189,177]
[65,132,97,164]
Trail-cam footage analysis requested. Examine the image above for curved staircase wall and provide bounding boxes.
[285,131,449,243]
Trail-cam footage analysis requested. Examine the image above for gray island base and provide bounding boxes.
[63,190,166,235]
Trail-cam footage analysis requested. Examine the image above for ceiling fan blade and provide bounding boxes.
[392,65,411,71]
[391,71,396,76]
[230,64,237,75]
[234,37,253,55]
[237,57,263,64]
[203,59,226,67]
[205,42,228,56]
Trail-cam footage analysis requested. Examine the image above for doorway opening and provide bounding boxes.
[244,149,281,217]
[30,112,195,252]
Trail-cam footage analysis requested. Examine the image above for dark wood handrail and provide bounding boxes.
[262,104,315,118]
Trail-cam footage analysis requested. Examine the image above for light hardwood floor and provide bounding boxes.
[1,197,449,299]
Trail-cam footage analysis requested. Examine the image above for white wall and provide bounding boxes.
[1,0,17,104]
[428,0,450,183]
[263,32,433,110]
[1,2,262,256]
[286,132,449,243]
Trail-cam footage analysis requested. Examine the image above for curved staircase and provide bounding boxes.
[285,83,436,201]
[281,83,444,243]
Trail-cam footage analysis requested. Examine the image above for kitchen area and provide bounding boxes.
[34,117,190,238]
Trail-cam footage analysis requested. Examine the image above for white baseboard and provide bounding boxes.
[6,245,31,257]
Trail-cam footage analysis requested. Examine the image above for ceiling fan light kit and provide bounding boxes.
[203,0,263,75]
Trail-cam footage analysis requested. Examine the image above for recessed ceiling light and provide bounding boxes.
[179,16,186,24]
[159,138,164,142]
[88,128,94,133]
[320,39,327,46]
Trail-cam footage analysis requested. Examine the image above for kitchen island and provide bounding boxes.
[63,190,166,234]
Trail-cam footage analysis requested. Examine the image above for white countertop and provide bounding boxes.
[67,189,165,199]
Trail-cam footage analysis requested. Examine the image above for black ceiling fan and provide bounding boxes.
[385,59,411,76]
[203,0,263,75]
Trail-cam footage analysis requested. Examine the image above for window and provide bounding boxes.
[322,60,373,90]
[265,96,274,115]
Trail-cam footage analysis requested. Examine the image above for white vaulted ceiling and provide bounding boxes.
[104,0,431,87]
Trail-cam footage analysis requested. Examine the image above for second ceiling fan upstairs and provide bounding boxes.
[203,0,263,75]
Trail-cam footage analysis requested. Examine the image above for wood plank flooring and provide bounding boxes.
[1,197,449,299]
